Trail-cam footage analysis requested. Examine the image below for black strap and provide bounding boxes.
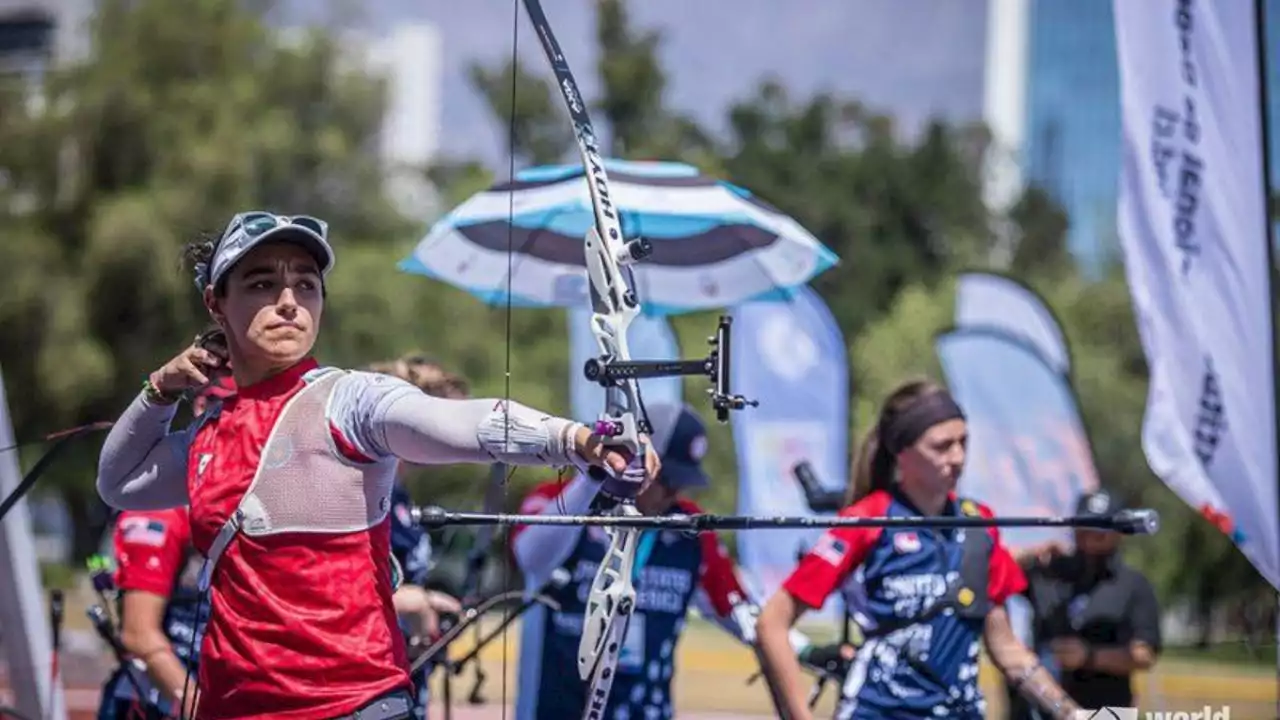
[862,498,993,639]
[328,689,414,720]
[952,502,993,620]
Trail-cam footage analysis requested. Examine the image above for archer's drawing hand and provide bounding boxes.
[396,585,463,640]
[149,342,226,401]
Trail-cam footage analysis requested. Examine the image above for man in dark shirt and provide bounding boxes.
[1009,490,1162,716]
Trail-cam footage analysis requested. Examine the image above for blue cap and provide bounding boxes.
[646,403,710,490]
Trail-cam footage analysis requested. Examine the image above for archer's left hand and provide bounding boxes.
[574,427,661,491]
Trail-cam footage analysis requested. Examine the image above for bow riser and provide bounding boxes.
[578,515,639,697]
[584,608,632,720]
[584,226,644,451]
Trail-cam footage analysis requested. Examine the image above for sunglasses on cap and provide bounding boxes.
[221,211,328,243]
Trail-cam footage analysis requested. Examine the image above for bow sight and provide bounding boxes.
[583,313,759,425]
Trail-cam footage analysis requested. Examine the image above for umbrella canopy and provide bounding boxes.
[400,159,839,315]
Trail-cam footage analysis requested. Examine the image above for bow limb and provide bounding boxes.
[518,1,647,716]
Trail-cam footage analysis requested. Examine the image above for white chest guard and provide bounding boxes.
[198,368,399,591]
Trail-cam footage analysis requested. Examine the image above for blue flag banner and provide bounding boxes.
[568,306,683,425]
[730,286,848,615]
[935,329,1099,551]
[954,272,1070,375]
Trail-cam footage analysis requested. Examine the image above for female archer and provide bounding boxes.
[95,211,658,720]
[754,379,1081,720]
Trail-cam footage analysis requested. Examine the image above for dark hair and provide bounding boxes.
[365,354,471,399]
[181,231,226,296]
[847,378,950,505]
[181,228,328,298]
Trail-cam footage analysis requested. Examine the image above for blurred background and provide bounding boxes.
[0,0,1277,718]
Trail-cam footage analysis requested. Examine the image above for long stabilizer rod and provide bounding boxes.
[414,506,1160,535]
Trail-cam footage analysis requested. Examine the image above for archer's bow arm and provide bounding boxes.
[342,373,588,468]
[97,392,193,511]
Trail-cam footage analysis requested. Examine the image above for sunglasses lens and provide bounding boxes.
[292,217,326,237]
[242,214,278,237]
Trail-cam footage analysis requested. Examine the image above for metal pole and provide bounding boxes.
[0,367,66,720]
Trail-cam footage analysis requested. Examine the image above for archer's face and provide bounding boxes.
[1075,528,1120,556]
[206,242,323,372]
[897,419,967,497]
[636,480,679,515]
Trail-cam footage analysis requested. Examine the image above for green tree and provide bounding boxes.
[722,84,993,338]
[466,59,572,167]
[0,0,416,557]
[1008,185,1073,279]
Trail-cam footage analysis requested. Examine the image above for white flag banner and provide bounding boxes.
[1114,0,1278,588]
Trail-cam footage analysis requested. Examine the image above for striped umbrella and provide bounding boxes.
[400,159,839,315]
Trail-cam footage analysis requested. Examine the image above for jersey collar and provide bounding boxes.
[889,486,961,517]
[236,357,320,400]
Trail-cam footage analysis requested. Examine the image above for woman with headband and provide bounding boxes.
[94,211,659,720]
[754,379,1080,720]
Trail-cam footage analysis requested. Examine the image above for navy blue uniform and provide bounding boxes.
[98,509,206,720]
[512,483,750,720]
[390,482,434,718]
[783,490,1027,719]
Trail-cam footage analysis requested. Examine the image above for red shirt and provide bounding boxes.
[115,508,192,597]
[186,358,408,719]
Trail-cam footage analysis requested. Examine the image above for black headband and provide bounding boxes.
[878,391,966,455]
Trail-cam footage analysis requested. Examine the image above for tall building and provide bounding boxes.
[982,0,1280,273]
[356,23,445,223]
[0,0,90,97]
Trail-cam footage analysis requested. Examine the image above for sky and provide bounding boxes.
[284,0,991,168]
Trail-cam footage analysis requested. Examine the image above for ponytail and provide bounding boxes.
[846,377,960,507]
[847,427,896,506]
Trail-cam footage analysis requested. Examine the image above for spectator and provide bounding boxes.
[1010,490,1161,716]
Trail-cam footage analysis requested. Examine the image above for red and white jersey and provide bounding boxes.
[186,358,411,719]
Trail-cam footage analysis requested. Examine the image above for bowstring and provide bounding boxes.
[500,1,520,717]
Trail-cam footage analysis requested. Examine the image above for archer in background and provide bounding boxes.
[509,402,813,720]
[96,376,233,720]
[364,354,468,719]
[754,379,1080,720]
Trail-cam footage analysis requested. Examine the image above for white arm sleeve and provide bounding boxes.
[330,372,585,467]
[512,473,600,589]
[96,393,192,511]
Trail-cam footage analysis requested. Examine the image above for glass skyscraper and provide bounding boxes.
[1011,0,1280,272]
